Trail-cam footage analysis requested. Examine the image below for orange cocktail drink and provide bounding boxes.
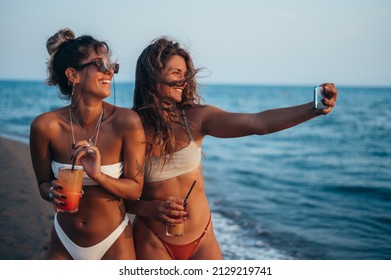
[57,166,84,213]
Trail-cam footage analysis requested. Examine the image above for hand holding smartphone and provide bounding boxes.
[313,86,329,110]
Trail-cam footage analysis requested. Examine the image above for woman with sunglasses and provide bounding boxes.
[29,28,145,259]
[126,37,338,260]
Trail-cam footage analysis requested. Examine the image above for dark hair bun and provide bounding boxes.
[46,28,76,56]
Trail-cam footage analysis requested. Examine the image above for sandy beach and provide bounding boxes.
[0,137,53,259]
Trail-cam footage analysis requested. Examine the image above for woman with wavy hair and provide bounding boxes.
[126,37,337,260]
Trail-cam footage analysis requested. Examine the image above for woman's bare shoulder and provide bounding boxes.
[187,104,224,118]
[111,106,143,129]
[30,107,66,131]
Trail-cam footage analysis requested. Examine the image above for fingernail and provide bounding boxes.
[61,195,67,199]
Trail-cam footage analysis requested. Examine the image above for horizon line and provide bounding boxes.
[0,78,390,89]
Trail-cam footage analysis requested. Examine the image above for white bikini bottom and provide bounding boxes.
[54,213,129,260]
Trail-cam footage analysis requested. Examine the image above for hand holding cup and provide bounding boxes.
[165,196,186,236]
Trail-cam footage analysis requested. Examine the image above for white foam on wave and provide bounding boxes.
[211,212,290,260]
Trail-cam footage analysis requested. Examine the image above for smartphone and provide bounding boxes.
[313,86,328,110]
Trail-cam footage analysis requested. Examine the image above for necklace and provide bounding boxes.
[69,106,103,148]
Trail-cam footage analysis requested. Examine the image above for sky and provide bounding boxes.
[0,0,390,87]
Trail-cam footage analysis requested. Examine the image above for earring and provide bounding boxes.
[71,83,75,96]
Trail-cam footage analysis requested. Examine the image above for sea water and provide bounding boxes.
[1,80,390,259]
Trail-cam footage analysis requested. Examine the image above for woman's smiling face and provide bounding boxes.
[75,50,115,99]
[159,55,188,103]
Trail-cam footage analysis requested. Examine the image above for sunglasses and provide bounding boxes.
[76,58,119,74]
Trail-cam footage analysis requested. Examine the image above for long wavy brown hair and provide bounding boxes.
[133,37,202,162]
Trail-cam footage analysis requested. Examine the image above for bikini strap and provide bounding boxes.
[202,214,211,235]
[181,108,194,142]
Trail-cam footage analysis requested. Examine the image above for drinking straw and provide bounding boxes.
[184,180,196,206]
[71,157,76,171]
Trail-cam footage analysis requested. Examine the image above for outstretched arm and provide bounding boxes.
[202,83,337,138]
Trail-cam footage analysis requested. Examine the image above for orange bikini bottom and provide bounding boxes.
[140,215,211,260]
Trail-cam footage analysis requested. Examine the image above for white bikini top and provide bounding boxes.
[51,161,123,186]
[144,108,202,183]
[145,141,201,183]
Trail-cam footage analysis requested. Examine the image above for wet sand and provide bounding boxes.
[0,137,53,259]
